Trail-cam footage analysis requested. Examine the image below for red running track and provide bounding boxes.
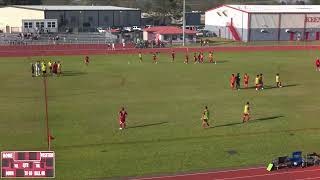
[0,44,320,57]
[130,166,320,180]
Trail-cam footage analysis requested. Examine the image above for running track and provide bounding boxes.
[130,166,320,180]
[0,44,320,57]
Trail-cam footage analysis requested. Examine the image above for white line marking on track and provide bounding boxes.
[295,177,320,180]
[130,167,265,180]
[214,168,320,180]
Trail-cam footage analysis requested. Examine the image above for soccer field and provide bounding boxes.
[0,50,320,179]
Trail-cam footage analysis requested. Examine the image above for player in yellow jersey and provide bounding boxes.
[255,75,260,90]
[41,61,47,76]
[48,60,52,74]
[243,102,250,123]
[201,106,210,128]
[276,73,282,88]
[138,52,142,63]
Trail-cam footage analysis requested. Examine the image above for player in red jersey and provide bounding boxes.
[84,56,89,65]
[209,51,214,63]
[193,52,198,64]
[153,53,158,64]
[184,53,189,64]
[171,50,175,62]
[244,73,249,88]
[119,107,128,130]
[230,74,236,90]
[316,57,320,71]
[197,52,201,63]
[200,53,204,63]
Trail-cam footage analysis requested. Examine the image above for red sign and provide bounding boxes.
[305,17,320,23]
[1,151,55,178]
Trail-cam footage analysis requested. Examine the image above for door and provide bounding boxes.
[316,32,320,40]
[290,32,295,41]
[305,32,310,41]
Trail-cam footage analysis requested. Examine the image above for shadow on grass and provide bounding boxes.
[239,84,299,90]
[61,70,88,77]
[202,60,228,64]
[264,84,300,90]
[212,115,284,128]
[127,121,168,129]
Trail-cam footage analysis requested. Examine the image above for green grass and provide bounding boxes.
[1,50,320,179]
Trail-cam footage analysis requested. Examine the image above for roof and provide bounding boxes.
[144,26,196,35]
[207,4,320,13]
[10,5,139,11]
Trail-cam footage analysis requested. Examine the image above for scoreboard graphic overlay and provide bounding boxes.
[1,151,55,178]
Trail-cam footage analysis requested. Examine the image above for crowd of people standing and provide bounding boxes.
[31,60,62,77]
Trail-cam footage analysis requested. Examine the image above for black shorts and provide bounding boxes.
[43,70,46,74]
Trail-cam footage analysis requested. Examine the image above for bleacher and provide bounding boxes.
[0,32,118,45]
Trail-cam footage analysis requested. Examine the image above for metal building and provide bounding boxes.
[0,5,141,33]
[205,5,320,42]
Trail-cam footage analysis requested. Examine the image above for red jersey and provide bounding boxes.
[194,55,197,61]
[85,56,89,63]
[172,52,175,58]
[119,110,127,121]
[244,75,249,83]
[153,54,157,61]
[52,63,58,73]
[316,59,320,66]
[230,76,236,83]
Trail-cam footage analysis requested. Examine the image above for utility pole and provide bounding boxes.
[43,76,50,150]
[182,0,186,46]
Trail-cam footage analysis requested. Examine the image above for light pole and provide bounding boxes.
[182,0,186,46]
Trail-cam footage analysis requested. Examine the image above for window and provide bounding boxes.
[24,22,32,28]
[40,22,44,28]
[172,35,177,40]
[164,35,169,41]
[188,35,194,40]
[51,22,56,28]
[71,16,76,23]
[47,22,52,28]
[180,35,183,40]
[104,16,109,23]
[36,22,40,28]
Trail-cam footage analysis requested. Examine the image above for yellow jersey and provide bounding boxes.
[276,75,280,82]
[255,77,259,84]
[244,105,249,114]
[48,62,52,68]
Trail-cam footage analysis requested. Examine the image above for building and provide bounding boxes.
[0,5,141,33]
[205,5,320,42]
[143,26,196,44]
[186,12,202,26]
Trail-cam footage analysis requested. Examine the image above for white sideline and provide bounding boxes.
[295,177,320,180]
[214,168,320,180]
[130,166,265,180]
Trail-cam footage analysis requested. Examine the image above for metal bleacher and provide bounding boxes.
[0,32,118,45]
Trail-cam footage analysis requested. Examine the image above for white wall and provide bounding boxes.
[250,14,279,28]
[280,14,304,28]
[0,7,44,33]
[205,5,248,29]
[205,5,248,41]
